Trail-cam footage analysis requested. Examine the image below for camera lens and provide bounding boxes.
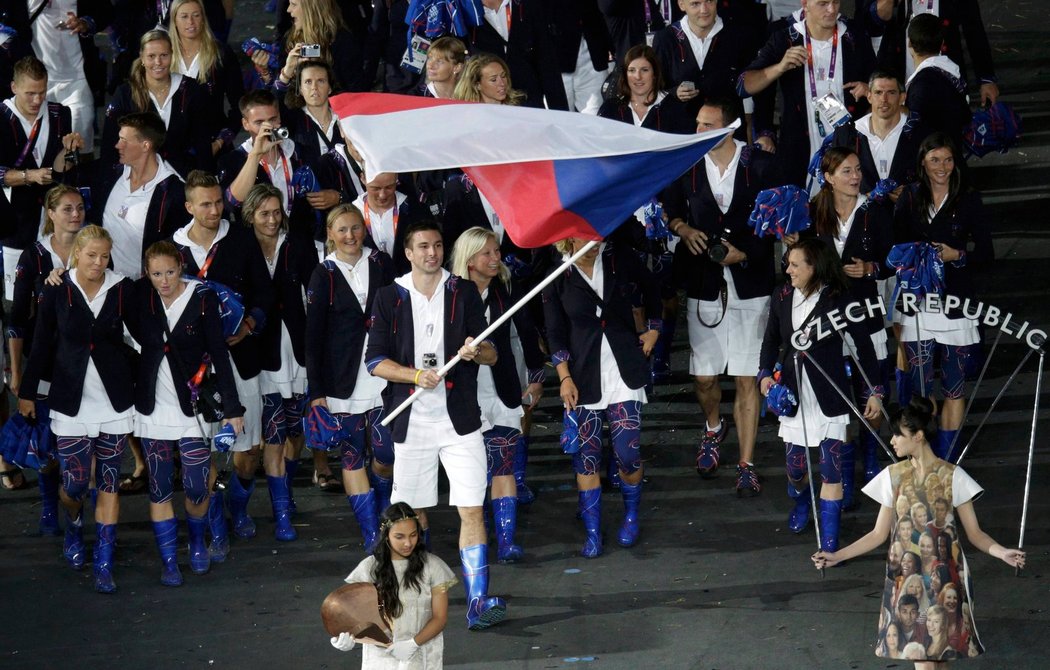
[708,242,728,263]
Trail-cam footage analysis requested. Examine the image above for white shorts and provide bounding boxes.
[391,417,487,509]
[48,79,95,150]
[3,246,22,301]
[226,366,262,452]
[687,295,769,377]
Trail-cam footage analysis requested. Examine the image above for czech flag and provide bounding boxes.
[331,93,737,248]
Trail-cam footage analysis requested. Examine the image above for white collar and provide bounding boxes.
[3,98,45,126]
[70,268,125,301]
[121,156,178,192]
[681,16,724,41]
[173,218,231,250]
[395,268,450,297]
[906,55,961,88]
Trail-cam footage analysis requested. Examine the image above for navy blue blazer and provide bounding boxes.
[829,114,931,193]
[542,242,661,407]
[216,146,315,238]
[905,67,970,148]
[664,144,780,302]
[304,251,394,402]
[441,174,534,273]
[128,279,243,418]
[364,274,491,442]
[19,274,137,416]
[8,241,60,354]
[313,147,366,213]
[548,0,612,74]
[653,21,753,118]
[482,279,547,411]
[174,224,276,379]
[0,102,73,248]
[742,18,877,186]
[892,185,992,318]
[597,93,692,134]
[759,282,882,418]
[101,76,213,176]
[255,234,320,371]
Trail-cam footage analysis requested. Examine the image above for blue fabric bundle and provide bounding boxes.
[560,408,580,455]
[304,405,342,451]
[0,414,33,469]
[191,281,244,340]
[241,38,281,70]
[406,0,485,43]
[965,102,1022,158]
[766,382,798,417]
[866,178,899,204]
[213,422,238,453]
[886,242,945,304]
[749,185,811,239]
[641,199,671,241]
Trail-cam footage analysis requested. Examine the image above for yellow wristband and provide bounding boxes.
[413,369,422,385]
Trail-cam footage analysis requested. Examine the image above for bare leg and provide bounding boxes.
[734,375,760,463]
[694,375,722,428]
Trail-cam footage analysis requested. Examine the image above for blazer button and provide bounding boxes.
[89,343,94,351]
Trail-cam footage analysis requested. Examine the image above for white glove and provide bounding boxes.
[330,632,356,651]
[389,638,419,662]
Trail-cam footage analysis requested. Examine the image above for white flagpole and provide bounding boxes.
[380,240,600,427]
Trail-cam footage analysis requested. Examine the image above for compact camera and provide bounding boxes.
[422,353,438,369]
[300,44,322,58]
[267,126,290,141]
[707,228,733,263]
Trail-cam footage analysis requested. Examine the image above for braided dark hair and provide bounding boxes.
[370,502,427,621]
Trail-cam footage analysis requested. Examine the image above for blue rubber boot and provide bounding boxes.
[37,469,61,536]
[460,544,507,630]
[227,476,257,539]
[650,318,676,383]
[93,523,118,593]
[840,442,857,511]
[152,518,183,587]
[370,471,393,516]
[787,482,811,534]
[284,458,299,515]
[186,514,210,575]
[267,476,297,541]
[63,511,85,570]
[896,368,913,407]
[513,436,535,505]
[348,490,379,551]
[617,480,641,547]
[89,487,97,511]
[819,498,842,553]
[207,490,229,561]
[938,429,960,463]
[491,496,523,563]
[578,487,603,558]
[861,431,883,485]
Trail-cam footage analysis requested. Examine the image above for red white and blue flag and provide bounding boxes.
[331,93,737,248]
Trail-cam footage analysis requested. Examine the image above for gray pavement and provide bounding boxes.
[2,1,1050,668]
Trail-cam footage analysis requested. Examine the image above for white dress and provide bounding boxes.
[345,553,458,669]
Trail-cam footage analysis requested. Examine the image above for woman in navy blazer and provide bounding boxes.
[892,133,993,463]
[130,241,243,586]
[543,238,661,558]
[806,147,894,496]
[305,204,395,550]
[245,184,319,541]
[17,225,136,594]
[451,227,546,564]
[759,237,884,554]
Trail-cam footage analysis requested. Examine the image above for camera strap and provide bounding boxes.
[695,276,728,329]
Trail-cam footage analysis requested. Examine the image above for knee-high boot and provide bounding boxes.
[460,544,507,630]
[94,522,118,593]
[37,469,61,536]
[938,429,960,463]
[63,511,85,569]
[226,475,257,539]
[284,458,299,515]
[186,514,210,575]
[370,471,393,515]
[152,518,183,587]
[861,431,883,485]
[207,489,229,561]
[896,368,913,407]
[348,490,379,550]
[787,482,811,534]
[840,442,857,511]
[818,498,842,553]
[266,475,297,541]
[491,496,523,563]
[617,480,641,547]
[513,436,535,505]
[578,487,603,558]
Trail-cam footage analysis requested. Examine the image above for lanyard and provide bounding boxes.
[260,146,293,211]
[643,0,651,30]
[504,2,512,35]
[197,241,218,278]
[15,116,42,168]
[804,23,838,101]
[363,199,399,238]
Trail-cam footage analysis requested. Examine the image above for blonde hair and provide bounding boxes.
[450,226,509,284]
[453,54,525,105]
[169,0,221,85]
[325,203,364,255]
[429,36,468,66]
[42,184,83,236]
[70,225,113,268]
[285,0,346,74]
[553,238,575,255]
[130,30,174,112]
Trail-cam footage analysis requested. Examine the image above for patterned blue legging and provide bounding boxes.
[904,340,973,400]
[572,401,642,476]
[484,425,521,481]
[142,437,211,505]
[785,438,844,485]
[56,433,128,499]
[262,393,307,445]
[336,407,394,471]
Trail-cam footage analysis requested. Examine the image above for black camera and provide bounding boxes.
[267,126,290,141]
[422,352,438,369]
[707,228,732,263]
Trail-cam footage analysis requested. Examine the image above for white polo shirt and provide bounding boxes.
[103,157,179,279]
[856,113,907,181]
